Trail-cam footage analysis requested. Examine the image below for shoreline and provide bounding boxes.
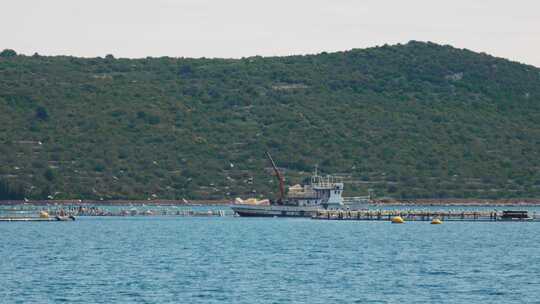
[0,199,231,206]
[372,198,540,207]
[2,198,540,207]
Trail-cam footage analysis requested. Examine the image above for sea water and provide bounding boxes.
[1,211,540,303]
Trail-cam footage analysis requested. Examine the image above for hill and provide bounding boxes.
[1,41,540,200]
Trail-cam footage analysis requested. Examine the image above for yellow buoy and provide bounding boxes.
[431,218,443,225]
[39,211,49,219]
[391,216,404,224]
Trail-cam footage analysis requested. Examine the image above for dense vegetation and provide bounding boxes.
[0,180,24,200]
[1,41,540,200]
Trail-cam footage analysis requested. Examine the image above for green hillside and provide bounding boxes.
[1,41,540,200]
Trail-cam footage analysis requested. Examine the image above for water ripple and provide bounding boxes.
[1,217,539,303]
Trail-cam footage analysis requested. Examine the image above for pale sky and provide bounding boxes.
[1,0,539,67]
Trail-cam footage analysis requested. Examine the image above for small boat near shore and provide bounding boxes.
[0,210,75,222]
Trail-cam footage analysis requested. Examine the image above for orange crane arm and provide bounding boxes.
[266,151,285,202]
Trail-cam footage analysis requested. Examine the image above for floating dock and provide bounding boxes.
[72,209,230,217]
[0,216,75,222]
[312,210,540,222]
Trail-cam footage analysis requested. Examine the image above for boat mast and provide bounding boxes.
[265,151,285,204]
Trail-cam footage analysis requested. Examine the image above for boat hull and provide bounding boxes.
[231,204,320,218]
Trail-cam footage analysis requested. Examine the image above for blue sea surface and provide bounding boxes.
[1,213,540,303]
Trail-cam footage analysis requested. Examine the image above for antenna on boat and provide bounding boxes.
[265,151,285,204]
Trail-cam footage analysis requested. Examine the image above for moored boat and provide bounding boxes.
[231,152,361,217]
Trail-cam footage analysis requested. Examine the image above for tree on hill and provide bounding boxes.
[35,106,49,121]
[0,179,24,200]
[0,49,17,57]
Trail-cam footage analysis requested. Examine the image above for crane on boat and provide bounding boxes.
[265,151,285,204]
